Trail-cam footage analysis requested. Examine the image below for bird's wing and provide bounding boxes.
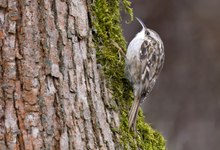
[139,38,164,101]
[140,40,154,83]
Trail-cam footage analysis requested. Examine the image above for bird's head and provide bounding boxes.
[136,17,162,43]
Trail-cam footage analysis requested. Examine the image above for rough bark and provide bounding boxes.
[0,0,119,149]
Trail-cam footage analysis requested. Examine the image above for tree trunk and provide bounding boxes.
[0,0,166,149]
[0,0,119,149]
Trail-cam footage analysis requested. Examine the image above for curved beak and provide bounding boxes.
[136,17,147,29]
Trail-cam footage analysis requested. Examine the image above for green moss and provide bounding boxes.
[90,0,166,149]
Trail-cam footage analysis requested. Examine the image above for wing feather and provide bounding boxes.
[139,38,164,101]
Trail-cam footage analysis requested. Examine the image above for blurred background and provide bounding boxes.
[122,0,220,149]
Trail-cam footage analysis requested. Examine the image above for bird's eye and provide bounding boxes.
[145,31,150,35]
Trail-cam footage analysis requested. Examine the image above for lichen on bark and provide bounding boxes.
[90,0,166,149]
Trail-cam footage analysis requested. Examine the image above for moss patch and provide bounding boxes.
[90,0,166,149]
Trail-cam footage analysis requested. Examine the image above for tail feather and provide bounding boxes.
[128,97,141,130]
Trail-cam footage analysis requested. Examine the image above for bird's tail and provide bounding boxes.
[128,96,141,130]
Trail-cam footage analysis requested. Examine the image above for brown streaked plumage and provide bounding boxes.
[126,18,165,130]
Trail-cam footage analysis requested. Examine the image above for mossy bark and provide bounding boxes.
[91,0,166,149]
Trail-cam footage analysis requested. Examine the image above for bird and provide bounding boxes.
[125,17,165,130]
